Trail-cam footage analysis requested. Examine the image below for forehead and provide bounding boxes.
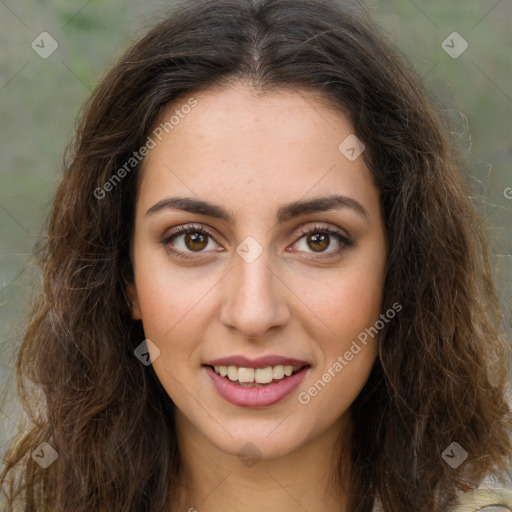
[136,83,379,221]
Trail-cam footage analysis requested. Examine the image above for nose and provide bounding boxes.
[219,248,291,339]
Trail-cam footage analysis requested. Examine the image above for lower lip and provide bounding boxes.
[204,366,309,408]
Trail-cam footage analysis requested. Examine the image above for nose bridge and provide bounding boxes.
[220,243,290,337]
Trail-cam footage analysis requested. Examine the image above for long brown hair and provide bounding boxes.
[1,0,511,510]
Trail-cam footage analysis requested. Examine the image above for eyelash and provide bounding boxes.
[160,223,353,260]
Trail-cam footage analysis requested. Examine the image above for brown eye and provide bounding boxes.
[183,232,208,251]
[306,232,330,252]
[161,225,221,259]
[292,225,354,259]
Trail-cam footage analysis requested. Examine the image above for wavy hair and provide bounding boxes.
[1,0,511,510]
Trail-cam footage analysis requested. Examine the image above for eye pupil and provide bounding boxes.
[308,232,330,252]
[185,232,208,251]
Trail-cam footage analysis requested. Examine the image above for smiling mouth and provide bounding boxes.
[207,364,309,387]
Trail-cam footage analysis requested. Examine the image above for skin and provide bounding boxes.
[127,82,387,512]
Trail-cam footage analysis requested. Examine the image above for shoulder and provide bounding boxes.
[451,488,512,511]
[370,483,512,511]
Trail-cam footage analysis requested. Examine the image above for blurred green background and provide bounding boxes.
[1,0,511,476]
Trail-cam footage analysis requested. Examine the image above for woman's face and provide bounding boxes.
[128,82,387,460]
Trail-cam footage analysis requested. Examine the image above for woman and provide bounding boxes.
[1,0,511,510]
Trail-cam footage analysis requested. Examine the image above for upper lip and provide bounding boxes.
[203,355,310,369]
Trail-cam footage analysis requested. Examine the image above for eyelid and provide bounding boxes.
[294,223,351,242]
[162,223,218,242]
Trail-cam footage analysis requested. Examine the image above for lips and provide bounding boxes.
[203,354,311,407]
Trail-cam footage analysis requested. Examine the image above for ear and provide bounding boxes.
[127,282,142,320]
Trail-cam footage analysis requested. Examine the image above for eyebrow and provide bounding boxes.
[146,194,369,224]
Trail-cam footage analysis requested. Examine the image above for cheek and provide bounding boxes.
[132,256,212,401]
[298,258,385,348]
[297,269,383,415]
[311,256,384,409]
[132,246,219,341]
[330,271,383,341]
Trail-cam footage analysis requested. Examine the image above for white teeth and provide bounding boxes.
[238,367,255,383]
[227,366,238,381]
[254,367,273,384]
[273,365,285,379]
[211,363,305,384]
